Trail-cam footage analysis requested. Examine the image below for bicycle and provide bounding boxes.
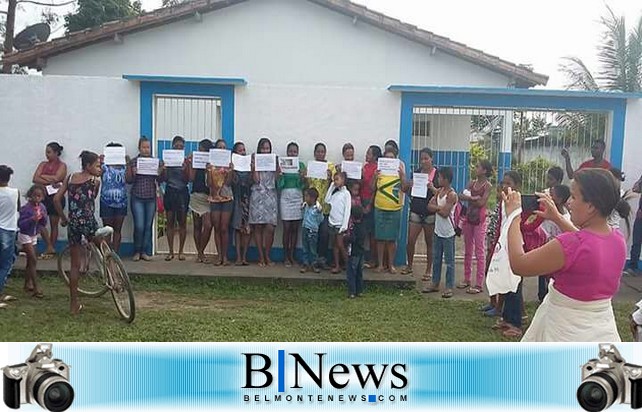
[57,226,136,323]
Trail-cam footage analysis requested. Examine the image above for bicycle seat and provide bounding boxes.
[95,226,114,238]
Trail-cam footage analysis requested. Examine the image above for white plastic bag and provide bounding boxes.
[486,208,522,296]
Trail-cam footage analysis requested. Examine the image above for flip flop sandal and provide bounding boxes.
[502,327,523,338]
[441,290,453,299]
[421,286,440,294]
[400,266,413,275]
[32,291,44,299]
[466,286,483,294]
[1,295,17,302]
[492,320,510,330]
[165,255,174,261]
[178,255,186,261]
[421,274,432,282]
[456,282,470,289]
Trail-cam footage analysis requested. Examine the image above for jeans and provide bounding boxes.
[463,220,487,287]
[131,197,156,255]
[502,281,523,328]
[302,228,319,267]
[630,217,642,270]
[538,276,550,302]
[0,228,17,294]
[432,234,455,289]
[347,254,364,296]
[316,216,331,266]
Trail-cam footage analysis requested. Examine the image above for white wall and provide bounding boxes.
[43,0,510,89]
[0,74,139,241]
[234,83,400,162]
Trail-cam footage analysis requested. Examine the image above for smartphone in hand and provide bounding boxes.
[521,194,539,212]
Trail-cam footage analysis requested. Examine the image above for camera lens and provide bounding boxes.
[578,382,608,411]
[577,373,618,412]
[43,382,73,412]
[33,373,74,412]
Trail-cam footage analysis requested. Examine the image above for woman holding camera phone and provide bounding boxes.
[503,168,627,342]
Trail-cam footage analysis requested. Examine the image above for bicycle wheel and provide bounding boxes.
[58,244,108,297]
[104,251,136,323]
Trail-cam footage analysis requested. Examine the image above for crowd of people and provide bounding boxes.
[0,136,640,343]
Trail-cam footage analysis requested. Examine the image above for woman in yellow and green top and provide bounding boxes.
[306,142,336,269]
[372,145,408,274]
[277,142,306,267]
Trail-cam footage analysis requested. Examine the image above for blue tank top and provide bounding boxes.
[100,165,127,209]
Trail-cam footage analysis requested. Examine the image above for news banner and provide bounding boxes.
[2,342,639,412]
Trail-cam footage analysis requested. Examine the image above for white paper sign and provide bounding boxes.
[192,152,209,170]
[45,185,58,196]
[255,154,277,172]
[378,158,400,176]
[411,173,429,198]
[103,146,126,166]
[232,154,251,172]
[307,161,329,180]
[162,150,185,168]
[279,157,300,174]
[136,157,160,176]
[209,149,231,168]
[341,161,363,180]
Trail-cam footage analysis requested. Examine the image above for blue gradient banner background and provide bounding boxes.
[3,343,638,411]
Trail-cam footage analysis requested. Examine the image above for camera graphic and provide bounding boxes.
[3,344,74,412]
[577,344,642,411]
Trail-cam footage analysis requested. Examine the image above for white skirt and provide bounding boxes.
[521,281,621,342]
[280,188,303,221]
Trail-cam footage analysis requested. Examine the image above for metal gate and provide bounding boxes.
[153,95,222,255]
[410,106,609,259]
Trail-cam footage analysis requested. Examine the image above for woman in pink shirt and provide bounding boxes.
[503,168,626,342]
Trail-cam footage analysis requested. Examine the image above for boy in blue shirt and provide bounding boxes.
[301,188,324,273]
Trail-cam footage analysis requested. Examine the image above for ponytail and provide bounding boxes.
[615,198,631,234]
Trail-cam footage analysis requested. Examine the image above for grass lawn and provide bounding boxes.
[0,273,636,342]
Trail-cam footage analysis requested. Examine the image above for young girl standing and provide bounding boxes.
[306,143,336,269]
[188,139,214,263]
[277,142,305,267]
[422,167,457,298]
[100,142,128,254]
[361,145,381,269]
[54,151,102,315]
[32,142,67,257]
[208,139,234,266]
[249,138,278,267]
[459,159,493,294]
[325,172,352,273]
[231,142,252,266]
[126,137,160,262]
[18,185,48,298]
[161,136,190,261]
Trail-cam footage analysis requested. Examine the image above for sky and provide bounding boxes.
[10,0,642,88]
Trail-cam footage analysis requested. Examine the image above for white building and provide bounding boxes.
[1,0,640,262]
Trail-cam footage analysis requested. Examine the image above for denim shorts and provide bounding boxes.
[100,202,127,218]
[409,212,435,226]
[211,200,234,213]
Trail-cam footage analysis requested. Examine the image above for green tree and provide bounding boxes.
[64,0,141,33]
[561,6,642,92]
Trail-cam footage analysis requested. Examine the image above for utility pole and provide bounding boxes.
[2,0,18,73]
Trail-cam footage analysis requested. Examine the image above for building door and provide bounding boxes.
[153,94,222,256]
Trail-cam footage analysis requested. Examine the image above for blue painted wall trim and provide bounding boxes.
[388,85,642,100]
[140,81,236,151]
[396,89,628,267]
[138,81,237,254]
[124,74,246,86]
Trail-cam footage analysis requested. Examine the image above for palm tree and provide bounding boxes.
[556,7,641,149]
[561,6,642,92]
